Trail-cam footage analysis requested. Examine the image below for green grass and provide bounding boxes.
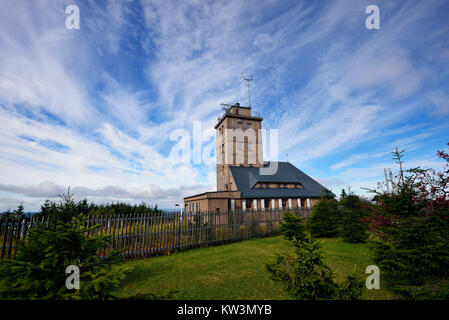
[116,235,401,300]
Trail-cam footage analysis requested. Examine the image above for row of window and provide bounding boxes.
[237,122,251,129]
[186,198,311,213]
[237,141,253,150]
[218,142,255,152]
[218,122,252,134]
[187,202,200,213]
[254,183,304,189]
[243,198,310,209]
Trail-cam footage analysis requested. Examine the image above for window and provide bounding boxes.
[264,199,270,208]
[265,183,269,188]
[237,122,242,129]
[282,199,287,207]
[246,199,252,208]
[238,141,243,150]
[277,183,281,188]
[246,123,251,129]
[248,142,253,150]
[236,108,239,115]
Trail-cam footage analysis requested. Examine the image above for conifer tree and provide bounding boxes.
[264,212,364,300]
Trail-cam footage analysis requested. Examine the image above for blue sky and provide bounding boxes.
[0,0,448,211]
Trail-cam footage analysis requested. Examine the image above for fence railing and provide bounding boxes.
[0,208,312,262]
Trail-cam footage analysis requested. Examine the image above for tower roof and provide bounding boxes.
[214,102,262,129]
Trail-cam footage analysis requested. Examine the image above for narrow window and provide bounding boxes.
[264,199,270,208]
[282,199,287,207]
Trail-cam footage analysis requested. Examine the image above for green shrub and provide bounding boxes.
[371,210,449,298]
[0,214,129,300]
[337,271,365,300]
[264,212,364,300]
[265,237,337,299]
[367,144,449,299]
[339,189,362,210]
[307,198,340,238]
[34,188,161,223]
[279,211,306,243]
[341,209,368,243]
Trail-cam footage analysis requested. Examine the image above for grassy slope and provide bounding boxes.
[117,235,400,300]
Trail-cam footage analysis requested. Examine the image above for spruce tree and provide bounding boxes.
[307,198,340,238]
[0,193,130,300]
[264,212,364,300]
[341,209,368,243]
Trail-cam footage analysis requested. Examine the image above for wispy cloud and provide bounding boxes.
[0,0,448,211]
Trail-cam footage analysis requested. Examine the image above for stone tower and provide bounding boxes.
[214,103,264,191]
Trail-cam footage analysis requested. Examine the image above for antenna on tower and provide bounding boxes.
[242,75,252,108]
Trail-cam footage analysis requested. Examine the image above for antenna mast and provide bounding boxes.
[243,75,252,108]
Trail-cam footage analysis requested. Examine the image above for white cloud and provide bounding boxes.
[1,0,448,211]
[0,1,97,126]
[428,91,449,115]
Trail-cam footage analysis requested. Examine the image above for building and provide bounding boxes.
[184,103,329,213]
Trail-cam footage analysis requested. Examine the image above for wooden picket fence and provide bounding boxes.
[0,208,312,262]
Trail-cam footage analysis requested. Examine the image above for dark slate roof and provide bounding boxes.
[229,162,330,199]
